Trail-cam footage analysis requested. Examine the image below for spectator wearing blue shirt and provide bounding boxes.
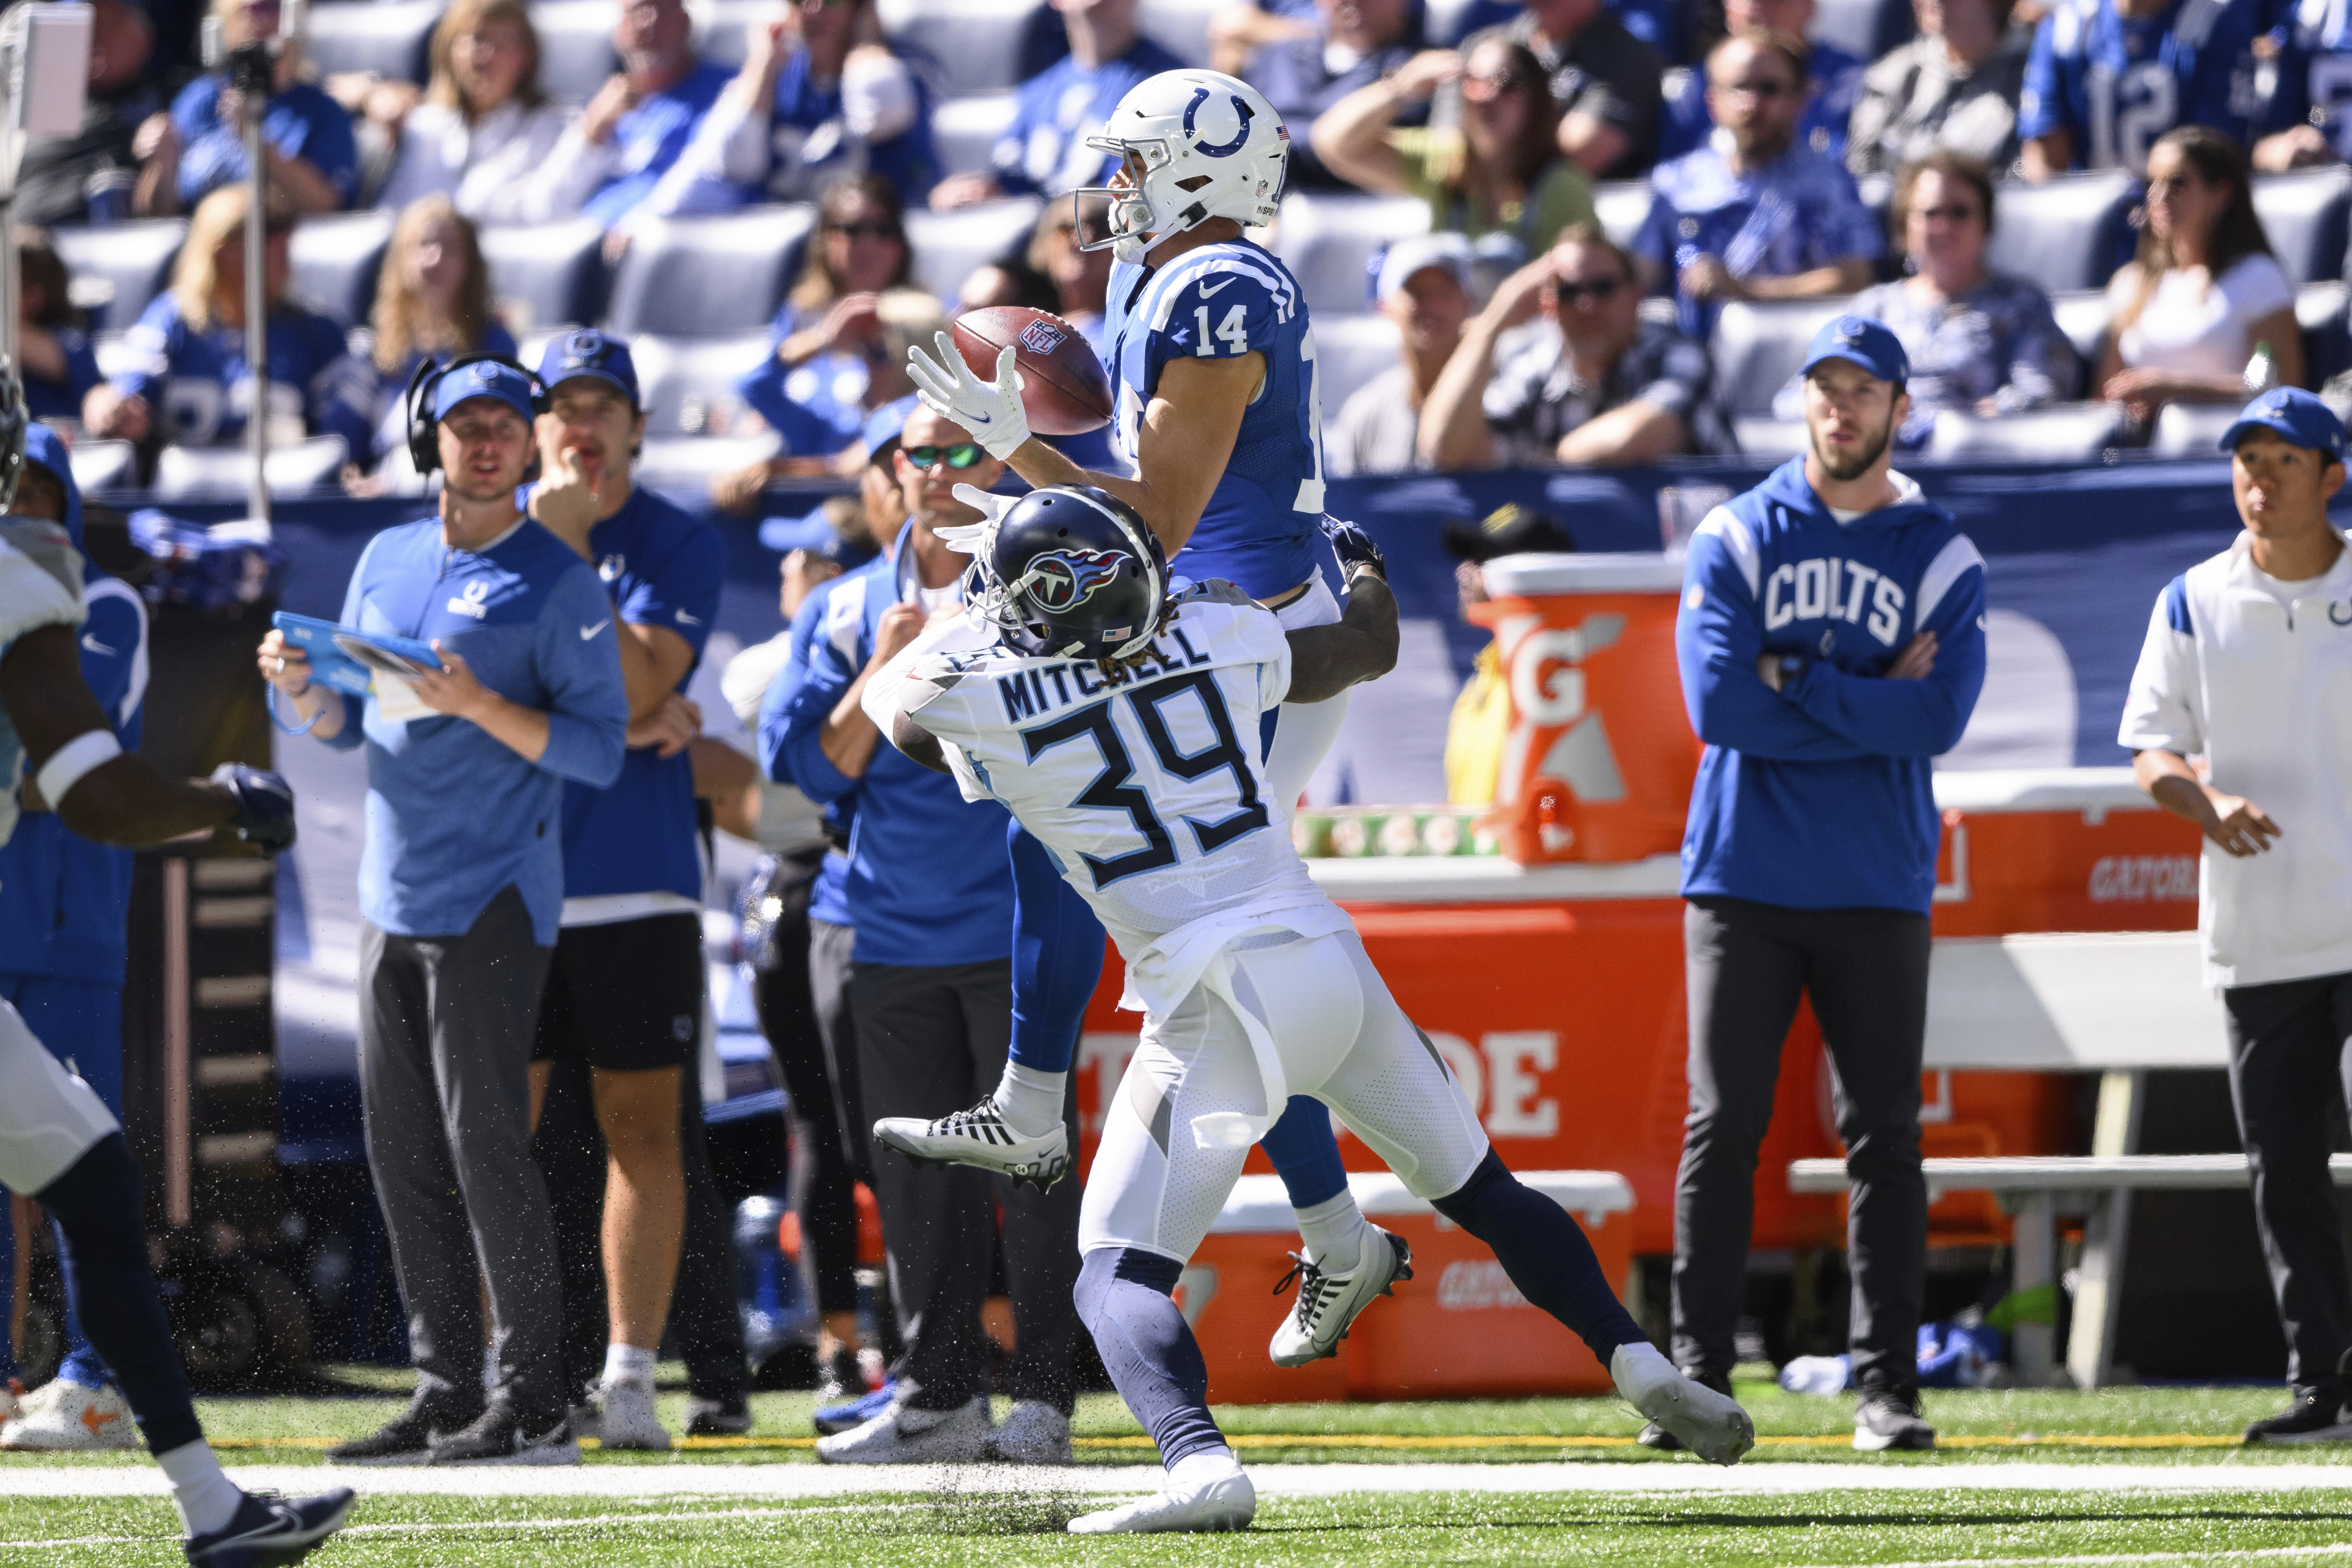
[931,0,1186,211]
[0,429,146,1452]
[1658,0,1868,162]
[1244,0,1427,189]
[132,0,357,216]
[776,401,1082,1465]
[2256,0,2352,170]
[726,282,941,509]
[2017,0,2287,178]
[533,0,770,232]
[257,358,628,1467]
[1635,30,1882,342]
[16,235,103,426]
[352,196,518,481]
[82,187,375,460]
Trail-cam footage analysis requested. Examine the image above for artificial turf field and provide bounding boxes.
[9,1375,2352,1564]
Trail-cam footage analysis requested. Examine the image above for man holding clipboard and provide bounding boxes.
[256,357,629,1467]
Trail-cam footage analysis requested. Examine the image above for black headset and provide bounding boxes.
[404,351,548,475]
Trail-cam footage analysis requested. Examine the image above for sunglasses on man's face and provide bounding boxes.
[905,443,983,470]
[1553,276,1624,305]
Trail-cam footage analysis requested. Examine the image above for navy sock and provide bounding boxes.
[1007,823,1106,1075]
[1430,1149,1649,1366]
[32,1135,202,1453]
[0,1187,15,1382]
[1073,1247,1226,1469]
[1259,1097,1350,1210]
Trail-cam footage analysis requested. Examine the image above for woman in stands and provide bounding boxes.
[16,232,103,425]
[132,0,358,217]
[2097,127,2303,428]
[1771,151,2073,446]
[80,185,374,461]
[346,196,519,492]
[1311,28,1595,259]
[374,0,573,227]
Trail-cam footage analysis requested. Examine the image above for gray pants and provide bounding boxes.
[850,957,1080,1413]
[2224,969,2352,1390]
[1674,896,1931,1394]
[361,884,566,1426]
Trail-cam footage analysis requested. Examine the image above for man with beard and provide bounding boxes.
[1665,315,1987,1455]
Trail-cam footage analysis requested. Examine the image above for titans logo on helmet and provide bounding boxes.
[1026,548,1128,613]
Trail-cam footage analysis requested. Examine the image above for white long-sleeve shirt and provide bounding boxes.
[376,99,577,226]
[2119,530,2352,989]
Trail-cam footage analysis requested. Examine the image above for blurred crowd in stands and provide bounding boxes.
[19,0,2352,501]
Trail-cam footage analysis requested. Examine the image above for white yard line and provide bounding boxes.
[1790,1548,2352,1568]
[9,1461,2352,1500]
[0,1500,940,1550]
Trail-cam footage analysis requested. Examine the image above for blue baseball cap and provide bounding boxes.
[432,357,539,428]
[1801,314,1910,388]
[2220,386,2346,461]
[537,327,639,408]
[864,395,917,463]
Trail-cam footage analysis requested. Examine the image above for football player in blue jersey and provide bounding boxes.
[896,68,1408,1368]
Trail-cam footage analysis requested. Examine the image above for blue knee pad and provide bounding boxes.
[1007,823,1106,1075]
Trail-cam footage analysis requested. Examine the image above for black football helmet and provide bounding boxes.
[967,485,1168,662]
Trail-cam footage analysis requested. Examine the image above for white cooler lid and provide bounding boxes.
[1482,551,1685,596]
[1210,1170,1635,1233]
[1930,766,2152,815]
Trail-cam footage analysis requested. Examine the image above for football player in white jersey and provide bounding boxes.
[865,485,1754,1534]
[0,363,351,1563]
[897,68,1410,1367]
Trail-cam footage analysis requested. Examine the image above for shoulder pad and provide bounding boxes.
[0,518,86,647]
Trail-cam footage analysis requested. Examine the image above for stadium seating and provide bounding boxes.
[630,332,771,435]
[152,435,351,501]
[1137,0,1221,70]
[289,209,397,328]
[692,0,772,69]
[1985,170,2138,293]
[1591,181,1651,252]
[1921,402,2129,462]
[605,205,817,335]
[635,433,781,495]
[2298,280,2351,385]
[54,219,186,332]
[1812,0,1918,62]
[530,0,622,105]
[2252,168,2352,287]
[932,93,1018,179]
[904,197,1043,299]
[1270,190,1433,315]
[2050,289,2111,368]
[301,0,437,86]
[67,440,136,496]
[1309,312,1404,421]
[1710,295,1855,415]
[1730,417,1808,460]
[478,219,609,332]
[876,0,1044,98]
[2147,401,2239,457]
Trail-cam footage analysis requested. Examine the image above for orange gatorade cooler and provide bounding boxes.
[1469,554,1698,864]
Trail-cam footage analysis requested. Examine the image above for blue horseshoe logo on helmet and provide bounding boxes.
[1182,87,1254,157]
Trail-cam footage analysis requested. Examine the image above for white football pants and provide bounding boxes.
[1081,929,1490,1263]
[1263,576,1350,820]
[0,995,119,1194]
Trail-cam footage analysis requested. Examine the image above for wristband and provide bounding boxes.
[267,681,321,736]
[33,728,122,808]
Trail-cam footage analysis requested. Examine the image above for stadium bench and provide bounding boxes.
[1984,171,2138,293]
[630,332,771,436]
[152,435,350,501]
[1310,312,1404,421]
[1270,190,1433,315]
[932,93,1018,179]
[876,0,1044,97]
[1788,768,2232,1392]
[904,196,1044,300]
[604,204,817,336]
[300,0,436,85]
[480,219,609,333]
[1921,402,2128,463]
[53,218,186,332]
[2252,168,2352,287]
[1712,296,1855,416]
[2148,402,2239,457]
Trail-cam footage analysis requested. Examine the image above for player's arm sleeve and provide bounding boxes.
[2015,15,2067,141]
[1780,537,1988,757]
[2118,576,2203,756]
[77,580,149,734]
[775,595,865,804]
[1675,512,1873,761]
[533,566,630,786]
[621,523,726,661]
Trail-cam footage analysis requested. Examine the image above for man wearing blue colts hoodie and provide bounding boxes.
[257,357,630,1466]
[0,428,148,1452]
[1664,315,1987,1455]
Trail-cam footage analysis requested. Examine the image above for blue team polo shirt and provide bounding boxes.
[323,515,629,945]
[170,76,359,209]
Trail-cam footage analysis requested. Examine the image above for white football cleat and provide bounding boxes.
[814,1394,992,1464]
[1612,1342,1754,1466]
[1268,1226,1411,1368]
[592,1374,672,1451]
[872,1097,1072,1190]
[985,1399,1072,1464]
[0,1378,139,1450]
[1068,1451,1256,1535]
[0,1380,20,1430]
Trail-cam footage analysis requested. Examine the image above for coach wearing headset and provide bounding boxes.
[256,357,628,1466]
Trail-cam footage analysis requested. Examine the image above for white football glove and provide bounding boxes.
[937,482,1019,559]
[906,331,1031,461]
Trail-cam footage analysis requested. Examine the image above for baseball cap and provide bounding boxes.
[537,328,639,408]
[865,394,917,463]
[1443,502,1575,563]
[1801,314,1910,388]
[1375,233,1474,306]
[432,357,539,428]
[2220,386,2346,461]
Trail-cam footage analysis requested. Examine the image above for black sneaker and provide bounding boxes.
[2245,1385,2352,1444]
[185,1486,355,1565]
[1854,1386,1937,1452]
[1636,1368,1732,1451]
[686,1391,754,1437]
[323,1399,468,1466]
[427,1399,580,1466]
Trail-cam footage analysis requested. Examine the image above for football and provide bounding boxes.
[950,306,1115,436]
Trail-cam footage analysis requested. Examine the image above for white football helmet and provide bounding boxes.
[1074,69,1289,263]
